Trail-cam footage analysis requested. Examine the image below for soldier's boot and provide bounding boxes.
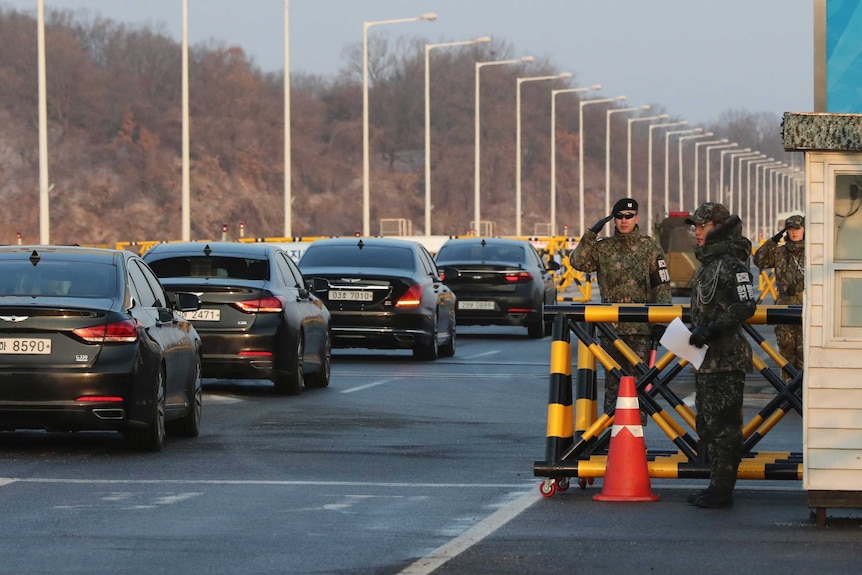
[691,489,733,509]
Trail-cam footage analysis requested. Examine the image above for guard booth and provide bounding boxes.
[783,112,862,525]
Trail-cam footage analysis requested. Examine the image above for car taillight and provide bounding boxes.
[76,396,124,403]
[234,296,283,313]
[396,284,423,307]
[73,320,139,343]
[504,271,533,283]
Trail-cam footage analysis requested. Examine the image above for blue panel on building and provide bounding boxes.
[827,0,862,112]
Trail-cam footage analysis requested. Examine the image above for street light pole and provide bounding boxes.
[664,128,701,215]
[363,13,436,236]
[551,85,601,236]
[719,147,743,206]
[284,0,291,237]
[677,132,712,212]
[515,72,572,236]
[37,0,50,244]
[704,142,736,203]
[473,56,533,236]
[605,105,649,227]
[647,121,687,230]
[578,96,626,237]
[424,36,490,236]
[693,139,728,208]
[626,114,667,198]
[740,153,766,238]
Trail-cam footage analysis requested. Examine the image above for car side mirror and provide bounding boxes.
[546,260,561,271]
[173,291,201,313]
[439,266,459,282]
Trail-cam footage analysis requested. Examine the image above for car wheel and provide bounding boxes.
[439,313,456,358]
[275,333,303,395]
[305,331,331,388]
[527,301,545,339]
[127,366,166,452]
[167,354,202,438]
[414,317,439,361]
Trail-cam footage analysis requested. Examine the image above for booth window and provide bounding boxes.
[833,172,862,338]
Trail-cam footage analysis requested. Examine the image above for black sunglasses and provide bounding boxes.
[614,212,636,220]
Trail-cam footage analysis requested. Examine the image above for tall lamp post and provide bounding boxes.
[515,72,572,236]
[363,13,437,236]
[550,85,601,236]
[727,149,757,214]
[677,132,712,212]
[751,158,777,240]
[704,142,736,202]
[37,0,50,243]
[424,36,490,236]
[605,105,649,226]
[647,121,687,230]
[284,0,291,237]
[626,114,668,198]
[474,56,533,235]
[719,147,744,206]
[578,96,626,236]
[693,139,728,208]
[740,153,765,238]
[664,128,701,216]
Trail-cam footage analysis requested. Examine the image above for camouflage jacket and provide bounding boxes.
[570,225,672,336]
[752,238,805,305]
[690,216,756,373]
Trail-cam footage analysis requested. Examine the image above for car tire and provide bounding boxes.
[304,331,331,389]
[127,366,166,452]
[414,317,439,361]
[527,301,545,339]
[167,354,202,438]
[275,333,303,395]
[439,314,456,358]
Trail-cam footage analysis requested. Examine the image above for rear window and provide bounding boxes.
[300,245,415,270]
[436,244,525,264]
[147,256,269,280]
[0,261,116,297]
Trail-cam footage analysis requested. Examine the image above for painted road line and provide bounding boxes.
[397,490,540,575]
[340,379,391,393]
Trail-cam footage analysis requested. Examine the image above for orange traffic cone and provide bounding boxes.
[593,375,660,502]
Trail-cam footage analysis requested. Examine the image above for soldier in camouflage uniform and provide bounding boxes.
[570,198,672,424]
[685,202,757,509]
[753,215,805,377]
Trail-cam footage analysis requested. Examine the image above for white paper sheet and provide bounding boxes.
[659,317,708,370]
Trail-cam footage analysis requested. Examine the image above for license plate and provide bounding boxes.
[329,290,373,302]
[181,309,221,321]
[0,338,52,354]
[458,300,496,310]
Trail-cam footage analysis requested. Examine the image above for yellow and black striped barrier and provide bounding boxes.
[534,304,804,493]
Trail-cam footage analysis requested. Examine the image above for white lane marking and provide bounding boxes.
[462,351,500,360]
[340,379,390,393]
[1,477,533,488]
[204,394,245,404]
[397,490,540,575]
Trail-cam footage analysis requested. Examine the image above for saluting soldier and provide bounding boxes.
[753,214,805,378]
[570,198,672,424]
[685,202,757,509]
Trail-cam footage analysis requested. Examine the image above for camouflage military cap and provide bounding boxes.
[785,214,805,228]
[685,202,730,226]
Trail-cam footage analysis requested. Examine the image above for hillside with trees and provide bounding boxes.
[0,6,794,245]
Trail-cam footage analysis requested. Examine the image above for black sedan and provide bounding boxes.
[143,242,331,395]
[434,238,559,338]
[298,237,456,360]
[0,246,202,451]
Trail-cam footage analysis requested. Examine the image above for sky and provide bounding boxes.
[1,0,814,126]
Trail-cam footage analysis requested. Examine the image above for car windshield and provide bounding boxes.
[300,245,415,270]
[0,260,115,297]
[436,244,525,264]
[147,256,270,280]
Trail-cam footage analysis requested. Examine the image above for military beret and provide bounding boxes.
[612,198,638,214]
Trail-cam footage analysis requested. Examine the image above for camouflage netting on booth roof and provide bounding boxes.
[783,112,862,151]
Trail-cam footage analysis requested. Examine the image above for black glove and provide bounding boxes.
[689,322,717,348]
[650,324,666,343]
[771,228,786,243]
[590,214,614,234]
